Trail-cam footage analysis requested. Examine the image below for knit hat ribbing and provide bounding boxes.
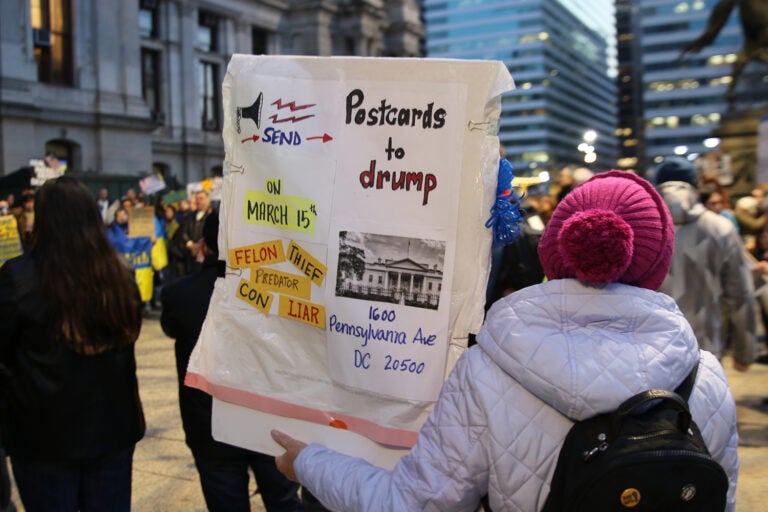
[538,171,674,290]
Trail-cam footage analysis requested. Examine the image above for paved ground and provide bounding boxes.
[8,316,768,511]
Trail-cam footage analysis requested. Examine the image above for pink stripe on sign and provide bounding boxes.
[185,372,419,448]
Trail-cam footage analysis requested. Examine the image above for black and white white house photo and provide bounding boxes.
[335,231,446,310]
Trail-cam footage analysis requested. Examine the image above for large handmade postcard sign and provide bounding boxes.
[187,55,513,457]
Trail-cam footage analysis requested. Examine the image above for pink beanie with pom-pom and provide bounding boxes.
[538,170,674,290]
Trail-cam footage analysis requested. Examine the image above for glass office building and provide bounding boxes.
[423,0,619,173]
[616,0,647,172]
[639,0,768,165]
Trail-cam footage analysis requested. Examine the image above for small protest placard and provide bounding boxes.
[127,207,155,239]
[0,216,23,265]
[139,173,166,195]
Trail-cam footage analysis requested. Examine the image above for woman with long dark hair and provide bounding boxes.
[0,177,145,511]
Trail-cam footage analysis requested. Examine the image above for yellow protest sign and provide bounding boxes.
[250,267,311,300]
[278,295,326,329]
[0,216,23,265]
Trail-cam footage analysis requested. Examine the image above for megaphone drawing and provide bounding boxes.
[237,93,263,132]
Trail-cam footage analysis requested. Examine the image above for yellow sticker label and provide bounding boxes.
[250,267,311,300]
[278,295,326,328]
[244,190,316,234]
[620,488,641,508]
[235,278,274,314]
[286,240,326,286]
[229,240,285,269]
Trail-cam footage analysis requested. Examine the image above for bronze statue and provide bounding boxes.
[681,0,768,107]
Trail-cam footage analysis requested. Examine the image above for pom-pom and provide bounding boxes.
[557,209,634,285]
[485,159,525,244]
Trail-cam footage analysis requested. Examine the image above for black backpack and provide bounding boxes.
[540,363,728,511]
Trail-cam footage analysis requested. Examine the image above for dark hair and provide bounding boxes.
[698,184,720,206]
[31,177,142,354]
[202,210,219,255]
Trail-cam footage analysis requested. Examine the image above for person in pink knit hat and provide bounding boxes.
[271,171,740,512]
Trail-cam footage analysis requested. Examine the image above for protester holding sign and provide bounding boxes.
[0,177,145,512]
[174,190,212,275]
[162,212,302,512]
[106,207,160,307]
[272,172,740,512]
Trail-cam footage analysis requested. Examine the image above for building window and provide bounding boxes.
[197,10,218,52]
[30,0,73,85]
[428,282,433,291]
[138,0,159,38]
[378,275,383,284]
[368,275,373,283]
[141,49,161,117]
[199,61,219,130]
[252,27,272,54]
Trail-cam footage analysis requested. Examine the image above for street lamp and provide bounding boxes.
[579,130,598,164]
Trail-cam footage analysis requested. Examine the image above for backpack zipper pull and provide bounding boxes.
[583,433,609,461]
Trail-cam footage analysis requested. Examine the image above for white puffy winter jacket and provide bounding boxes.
[295,279,740,512]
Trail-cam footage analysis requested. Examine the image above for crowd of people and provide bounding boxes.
[0,155,765,511]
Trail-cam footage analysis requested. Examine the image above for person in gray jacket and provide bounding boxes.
[654,156,757,370]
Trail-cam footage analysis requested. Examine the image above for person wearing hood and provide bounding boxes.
[107,208,130,253]
[654,156,757,370]
[271,171,740,512]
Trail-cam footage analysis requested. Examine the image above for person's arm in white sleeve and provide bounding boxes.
[273,351,490,512]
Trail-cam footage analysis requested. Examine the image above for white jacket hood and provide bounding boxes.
[478,278,700,421]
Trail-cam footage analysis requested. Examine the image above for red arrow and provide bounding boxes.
[241,134,260,143]
[306,133,333,143]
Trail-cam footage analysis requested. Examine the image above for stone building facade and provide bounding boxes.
[0,0,423,184]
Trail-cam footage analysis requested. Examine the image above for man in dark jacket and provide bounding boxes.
[160,211,302,512]
[173,190,211,275]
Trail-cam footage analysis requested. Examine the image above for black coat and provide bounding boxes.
[161,257,250,458]
[0,255,145,460]
[172,210,209,274]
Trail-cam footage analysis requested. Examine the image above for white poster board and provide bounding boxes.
[187,55,513,464]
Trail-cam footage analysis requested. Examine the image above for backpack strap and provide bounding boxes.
[608,356,701,438]
[612,389,693,434]
[675,356,700,402]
